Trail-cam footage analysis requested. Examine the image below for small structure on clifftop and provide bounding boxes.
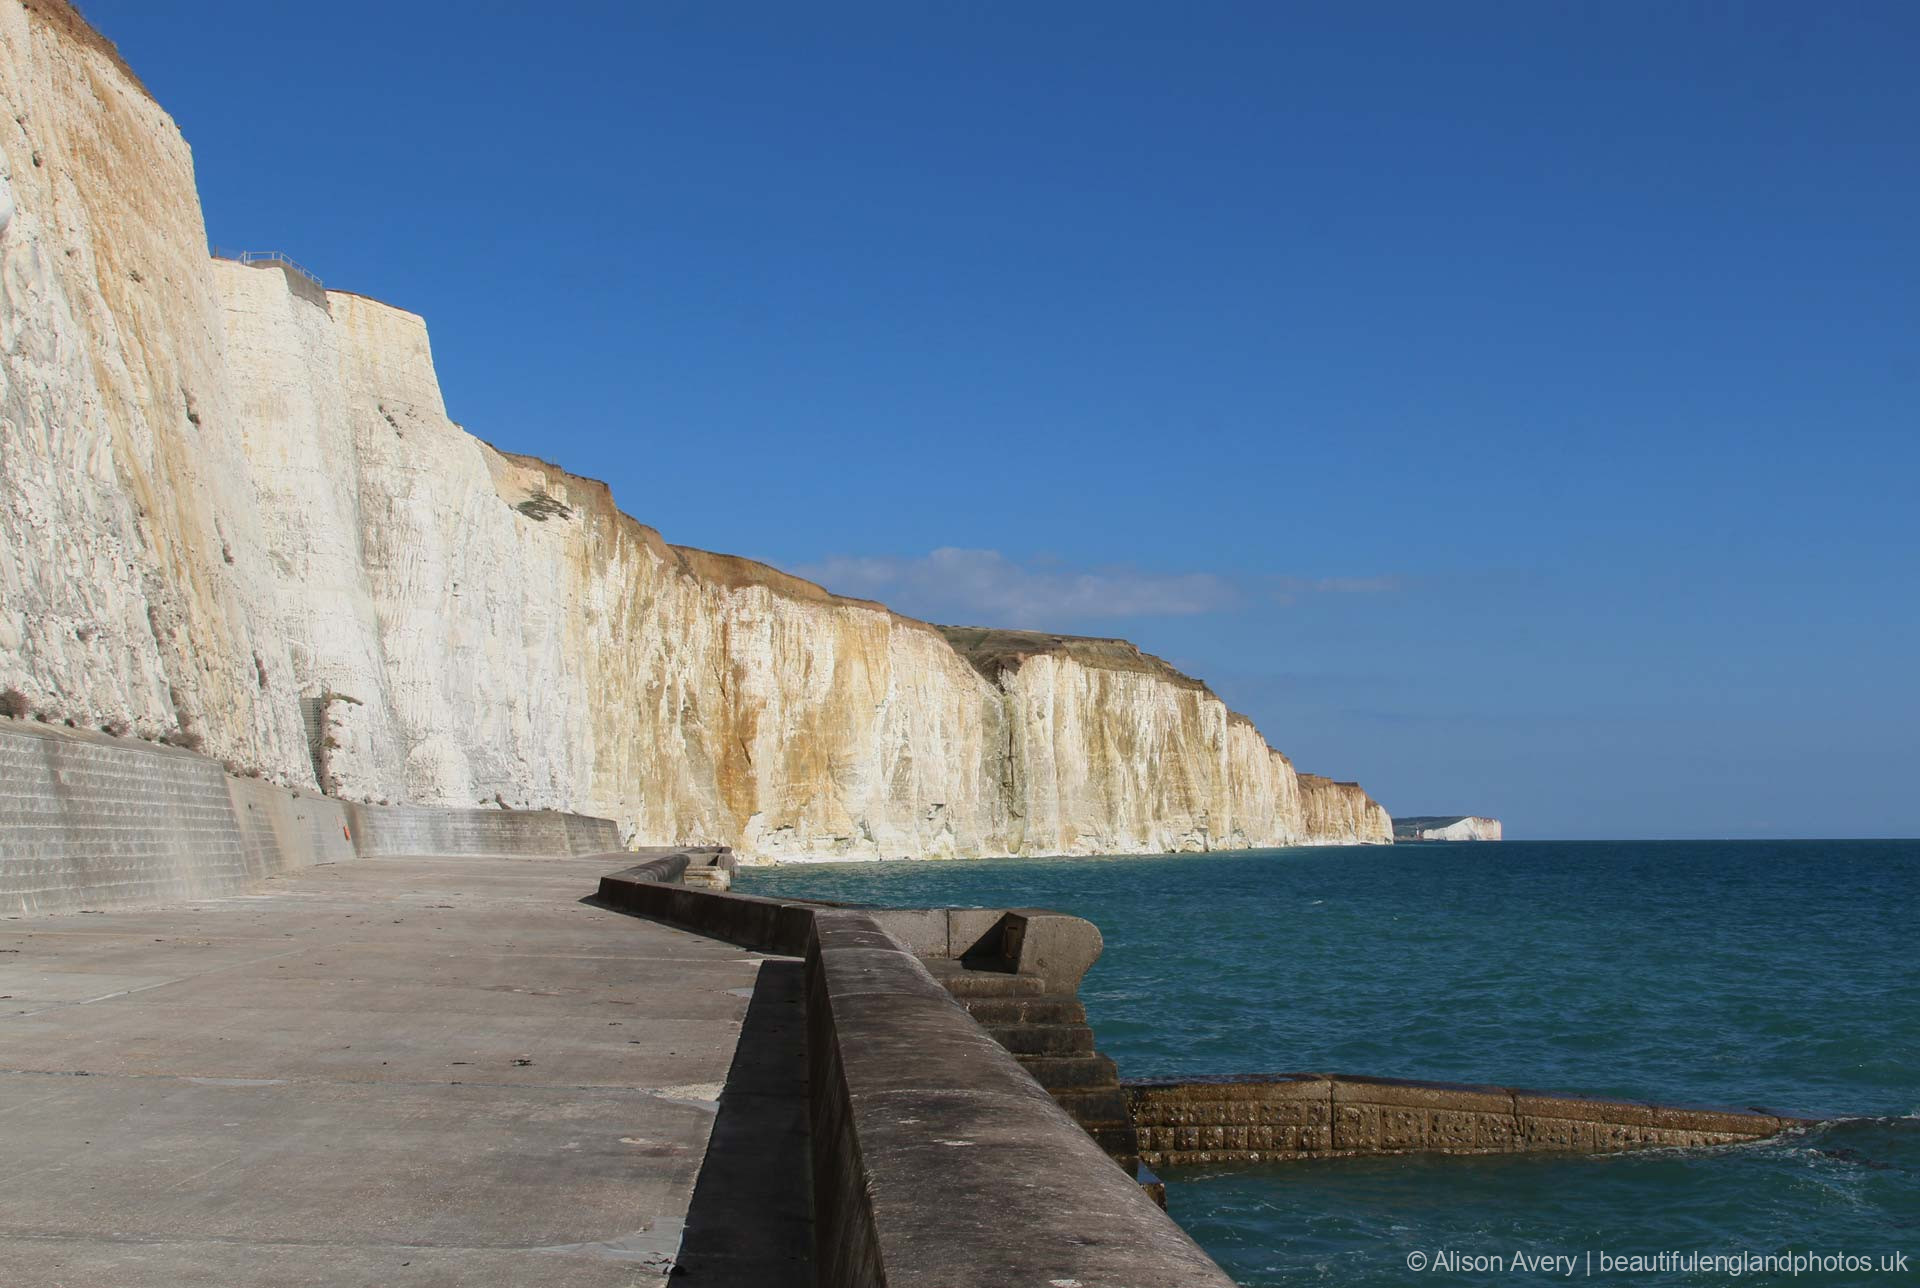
[1394,815,1503,842]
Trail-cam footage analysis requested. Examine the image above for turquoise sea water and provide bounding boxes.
[739,840,1919,1286]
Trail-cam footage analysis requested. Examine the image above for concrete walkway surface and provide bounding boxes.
[0,855,776,1287]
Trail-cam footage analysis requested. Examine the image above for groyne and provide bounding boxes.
[1126,1073,1802,1167]
[0,721,617,915]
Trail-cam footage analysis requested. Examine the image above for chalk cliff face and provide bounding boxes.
[0,3,1393,860]
[0,1,309,777]
[940,629,1395,854]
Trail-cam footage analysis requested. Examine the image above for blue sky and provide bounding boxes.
[91,2,1917,838]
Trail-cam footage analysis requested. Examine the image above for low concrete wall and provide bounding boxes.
[614,845,734,888]
[864,906,1105,994]
[1126,1073,1806,1167]
[597,855,1238,1287]
[594,863,1105,994]
[228,775,355,879]
[596,860,821,955]
[342,802,618,858]
[0,721,622,915]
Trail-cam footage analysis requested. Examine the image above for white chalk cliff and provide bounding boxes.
[0,3,1392,859]
[1393,816,1503,842]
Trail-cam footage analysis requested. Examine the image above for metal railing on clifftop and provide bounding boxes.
[210,246,323,290]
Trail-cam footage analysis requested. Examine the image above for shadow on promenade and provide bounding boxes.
[673,957,814,1285]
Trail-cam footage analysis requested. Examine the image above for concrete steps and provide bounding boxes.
[923,962,1049,998]
[1049,1087,1135,1127]
[925,957,1155,1198]
[1085,1124,1145,1158]
[984,1023,1096,1057]
[1015,1052,1122,1091]
[959,996,1088,1026]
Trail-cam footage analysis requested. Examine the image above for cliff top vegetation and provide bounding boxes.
[22,1,151,101]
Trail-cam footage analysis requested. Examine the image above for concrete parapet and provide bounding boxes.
[866,906,1104,993]
[805,908,1237,1288]
[595,863,1106,991]
[997,908,1104,991]
[1126,1073,1806,1167]
[595,858,818,956]
[595,855,1237,1285]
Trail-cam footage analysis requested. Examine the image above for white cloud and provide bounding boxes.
[796,547,1398,628]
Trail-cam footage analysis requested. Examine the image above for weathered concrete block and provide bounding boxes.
[1648,1104,1785,1136]
[1333,1076,1513,1118]
[867,908,950,958]
[1513,1090,1659,1128]
[1004,910,1104,992]
[1290,1122,1335,1152]
[939,907,1004,957]
[1428,1107,1514,1152]
[1254,1096,1331,1127]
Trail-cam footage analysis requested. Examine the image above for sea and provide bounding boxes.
[738,840,1919,1286]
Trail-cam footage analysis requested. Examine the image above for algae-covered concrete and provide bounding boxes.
[0,853,764,1287]
[1126,1073,1803,1167]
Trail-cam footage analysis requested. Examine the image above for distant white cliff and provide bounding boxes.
[1393,816,1503,842]
[0,1,1393,860]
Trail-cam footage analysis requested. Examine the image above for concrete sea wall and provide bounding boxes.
[1,720,295,915]
[805,908,1233,1288]
[0,720,618,915]
[342,804,617,859]
[594,858,1240,1287]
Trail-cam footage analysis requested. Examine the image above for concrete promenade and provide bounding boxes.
[0,854,788,1287]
